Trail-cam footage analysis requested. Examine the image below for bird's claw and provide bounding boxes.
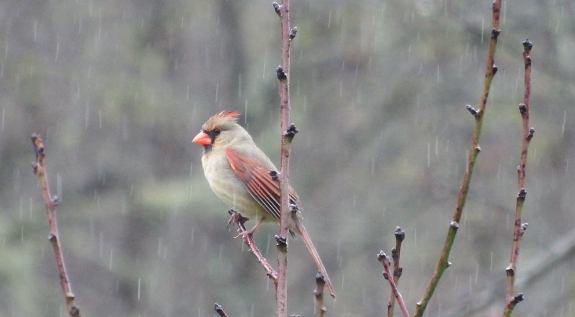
[234,225,259,239]
[227,209,249,229]
[233,230,252,239]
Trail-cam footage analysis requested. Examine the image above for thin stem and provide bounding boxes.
[275,1,292,316]
[378,252,411,317]
[315,273,326,317]
[502,39,533,317]
[387,227,406,317]
[414,1,502,316]
[31,134,81,317]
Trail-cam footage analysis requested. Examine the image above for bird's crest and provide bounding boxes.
[216,110,241,120]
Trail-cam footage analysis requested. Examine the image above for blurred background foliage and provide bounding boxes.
[0,0,574,316]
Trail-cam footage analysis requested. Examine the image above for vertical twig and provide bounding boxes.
[387,227,406,317]
[502,39,533,317]
[378,252,411,317]
[31,134,81,317]
[273,1,294,316]
[314,273,326,317]
[414,1,502,316]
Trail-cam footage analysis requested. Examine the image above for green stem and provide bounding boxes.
[413,1,502,316]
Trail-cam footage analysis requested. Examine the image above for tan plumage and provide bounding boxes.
[192,110,335,297]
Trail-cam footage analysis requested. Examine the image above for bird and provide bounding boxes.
[191,110,335,297]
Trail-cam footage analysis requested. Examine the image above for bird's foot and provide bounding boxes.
[233,228,253,239]
[233,218,265,239]
[227,209,249,229]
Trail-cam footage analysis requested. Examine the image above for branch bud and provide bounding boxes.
[394,226,405,242]
[518,188,527,200]
[506,265,514,276]
[491,28,500,39]
[285,123,299,138]
[289,27,298,40]
[272,2,282,16]
[521,223,528,231]
[276,66,287,81]
[527,127,535,141]
[522,39,533,52]
[512,293,524,305]
[269,170,280,181]
[275,235,287,248]
[466,104,479,116]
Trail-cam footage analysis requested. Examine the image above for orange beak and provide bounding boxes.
[192,131,212,145]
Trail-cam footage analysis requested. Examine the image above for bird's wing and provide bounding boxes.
[225,147,298,221]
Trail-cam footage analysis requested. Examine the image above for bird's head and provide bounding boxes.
[192,110,244,152]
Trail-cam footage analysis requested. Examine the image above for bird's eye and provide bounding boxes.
[212,128,221,136]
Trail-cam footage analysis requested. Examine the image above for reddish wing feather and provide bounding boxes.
[225,148,335,296]
[225,148,298,221]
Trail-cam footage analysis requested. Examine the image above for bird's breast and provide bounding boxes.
[202,151,270,222]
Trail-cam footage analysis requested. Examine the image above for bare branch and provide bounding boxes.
[387,227,405,317]
[314,273,327,317]
[227,210,278,281]
[503,38,533,317]
[414,1,502,316]
[31,134,81,317]
[275,0,293,315]
[378,252,411,317]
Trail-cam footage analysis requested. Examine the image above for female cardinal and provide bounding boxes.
[192,110,335,297]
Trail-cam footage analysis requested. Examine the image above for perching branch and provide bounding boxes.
[31,134,81,317]
[378,251,411,317]
[502,39,533,317]
[387,227,406,317]
[274,0,294,316]
[414,1,503,316]
[227,210,279,281]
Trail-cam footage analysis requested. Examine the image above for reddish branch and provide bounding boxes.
[503,39,533,316]
[378,252,411,317]
[227,210,279,281]
[31,134,81,317]
[274,0,293,316]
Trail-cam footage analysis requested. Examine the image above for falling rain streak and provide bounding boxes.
[109,249,114,270]
[56,173,62,203]
[85,103,90,129]
[562,110,566,136]
[427,142,430,167]
[55,42,59,62]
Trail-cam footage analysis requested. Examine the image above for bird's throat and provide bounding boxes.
[203,144,213,153]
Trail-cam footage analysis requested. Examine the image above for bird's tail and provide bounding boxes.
[293,219,336,298]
